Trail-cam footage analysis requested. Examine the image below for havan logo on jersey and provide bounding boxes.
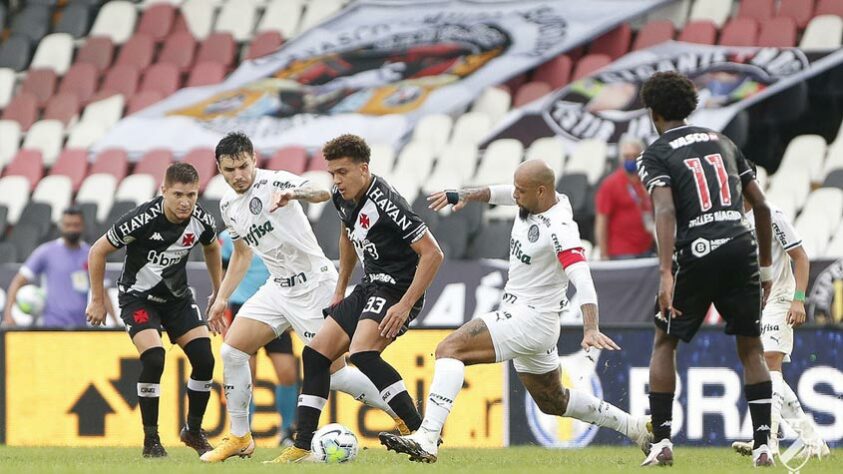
[369,187,414,231]
[243,221,275,247]
[510,238,532,264]
[117,206,162,237]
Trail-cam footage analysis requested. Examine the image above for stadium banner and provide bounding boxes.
[91,0,669,156]
[486,41,843,150]
[0,330,505,448]
[508,327,843,448]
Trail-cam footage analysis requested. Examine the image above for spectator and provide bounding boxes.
[3,207,116,327]
[594,135,654,260]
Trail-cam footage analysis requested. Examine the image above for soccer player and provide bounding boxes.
[85,163,222,458]
[731,165,829,459]
[378,160,652,463]
[636,72,775,467]
[199,132,405,463]
[274,134,444,463]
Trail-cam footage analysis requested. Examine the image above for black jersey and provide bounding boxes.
[106,196,216,304]
[637,125,755,256]
[333,175,428,289]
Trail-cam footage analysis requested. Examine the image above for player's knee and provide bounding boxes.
[348,350,380,371]
[303,345,332,372]
[221,343,250,367]
[184,338,214,379]
[434,338,460,360]
[140,346,166,378]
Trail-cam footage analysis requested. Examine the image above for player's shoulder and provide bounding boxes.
[192,201,216,228]
[269,169,305,190]
[124,196,164,220]
[369,175,410,206]
[535,195,574,229]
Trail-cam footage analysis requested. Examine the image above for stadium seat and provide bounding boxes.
[49,149,88,192]
[825,224,843,257]
[203,174,229,200]
[104,201,137,232]
[299,0,343,34]
[816,0,843,16]
[187,61,226,87]
[91,148,130,181]
[795,212,832,257]
[127,90,164,114]
[301,170,332,222]
[471,139,523,186]
[44,92,81,126]
[556,173,589,213]
[116,34,156,71]
[77,173,118,222]
[758,17,798,47]
[440,141,479,184]
[3,149,44,188]
[769,167,812,210]
[423,161,463,196]
[466,220,510,259]
[677,20,719,44]
[647,0,691,27]
[0,34,32,72]
[259,0,302,39]
[215,0,258,42]
[0,68,14,109]
[513,81,551,107]
[779,134,828,182]
[22,120,64,166]
[572,54,611,81]
[434,216,469,259]
[31,34,74,75]
[21,68,57,108]
[823,144,843,176]
[689,0,732,27]
[100,64,140,98]
[755,164,769,190]
[245,31,284,60]
[33,175,72,222]
[532,54,572,89]
[736,0,776,22]
[10,5,51,45]
[66,121,106,148]
[266,146,307,174]
[158,31,197,72]
[135,149,174,184]
[525,137,566,178]
[81,94,125,130]
[59,62,99,105]
[8,223,43,261]
[0,120,21,170]
[450,112,492,146]
[632,20,676,50]
[719,18,759,46]
[801,187,843,230]
[412,114,452,155]
[90,1,137,44]
[800,15,843,48]
[0,242,17,265]
[590,24,632,60]
[2,93,38,131]
[393,142,436,184]
[137,4,176,41]
[76,37,114,74]
[471,87,511,125]
[368,143,397,176]
[385,173,421,205]
[182,148,216,190]
[196,33,236,70]
[566,139,608,184]
[55,3,93,39]
[116,174,157,205]
[181,0,216,40]
[140,63,181,97]
[0,176,31,224]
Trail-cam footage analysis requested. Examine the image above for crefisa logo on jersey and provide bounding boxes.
[249,197,263,215]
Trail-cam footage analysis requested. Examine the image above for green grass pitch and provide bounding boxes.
[0,446,838,473]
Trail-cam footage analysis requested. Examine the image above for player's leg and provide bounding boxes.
[131,328,168,457]
[174,325,215,455]
[264,330,298,445]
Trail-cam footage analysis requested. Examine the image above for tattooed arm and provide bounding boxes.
[427,185,515,212]
[270,184,331,210]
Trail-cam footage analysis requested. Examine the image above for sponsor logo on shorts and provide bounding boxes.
[369,273,396,284]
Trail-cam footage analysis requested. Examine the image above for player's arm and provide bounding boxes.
[269,173,331,211]
[333,222,358,305]
[2,273,31,326]
[207,238,251,334]
[427,184,515,212]
[202,238,223,311]
[379,231,444,338]
[86,236,120,326]
[651,187,679,319]
[743,180,773,305]
[787,245,809,327]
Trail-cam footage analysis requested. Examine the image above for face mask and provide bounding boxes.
[623,160,637,173]
[62,232,82,244]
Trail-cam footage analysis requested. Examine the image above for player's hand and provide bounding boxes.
[787,300,807,327]
[86,300,107,327]
[207,298,229,335]
[581,328,621,351]
[330,291,345,307]
[206,292,217,316]
[427,191,466,212]
[270,190,296,212]
[658,272,682,319]
[761,280,772,309]
[379,302,410,339]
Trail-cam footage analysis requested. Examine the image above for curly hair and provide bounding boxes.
[640,71,698,121]
[215,131,254,163]
[322,134,370,163]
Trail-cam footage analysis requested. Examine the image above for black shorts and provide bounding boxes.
[120,296,207,344]
[324,283,424,339]
[655,232,762,343]
[230,303,293,354]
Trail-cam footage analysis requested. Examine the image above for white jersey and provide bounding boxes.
[746,203,802,302]
[495,188,584,313]
[220,168,337,296]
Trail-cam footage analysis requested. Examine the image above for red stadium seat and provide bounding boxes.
[816,0,843,16]
[678,20,719,44]
[187,61,226,87]
[76,37,115,74]
[49,149,88,191]
[115,34,155,71]
[513,81,552,107]
[590,24,632,60]
[101,64,140,98]
[21,68,57,108]
[182,148,216,191]
[737,0,776,22]
[137,4,176,42]
[308,150,328,172]
[43,92,81,126]
[266,146,308,174]
[778,0,815,29]
[140,63,180,97]
[135,149,173,184]
[245,31,284,60]
[633,20,675,50]
[3,150,43,187]
[572,54,611,81]
[127,90,164,115]
[2,93,38,131]
[532,54,572,89]
[196,33,236,70]
[158,31,197,72]
[59,62,98,105]
[91,148,129,181]
[758,17,799,46]
[719,18,759,46]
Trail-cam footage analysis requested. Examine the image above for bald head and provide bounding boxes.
[512,159,558,216]
[515,159,556,189]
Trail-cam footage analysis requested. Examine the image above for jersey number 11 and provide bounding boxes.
[684,153,731,212]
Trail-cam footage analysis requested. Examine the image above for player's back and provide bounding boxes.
[638,125,754,253]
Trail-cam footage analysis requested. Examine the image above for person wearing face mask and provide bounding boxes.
[594,135,654,260]
[3,207,116,327]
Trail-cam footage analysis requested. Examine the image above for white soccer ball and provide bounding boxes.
[16,285,46,316]
[310,423,358,463]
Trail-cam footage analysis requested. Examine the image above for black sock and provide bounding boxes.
[746,381,772,449]
[139,347,165,436]
[183,338,214,432]
[649,392,674,442]
[294,346,332,450]
[349,351,422,431]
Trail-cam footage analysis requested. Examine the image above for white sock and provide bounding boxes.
[770,371,785,439]
[330,364,399,419]
[563,388,630,436]
[221,343,252,437]
[778,374,821,440]
[420,358,465,435]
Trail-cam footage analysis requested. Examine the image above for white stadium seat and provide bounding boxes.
[779,134,827,183]
[424,162,463,195]
[66,121,107,149]
[30,34,74,75]
[90,1,138,44]
[823,144,843,176]
[77,174,118,222]
[368,143,396,176]
[203,174,230,201]
[385,173,420,205]
[299,0,344,34]
[471,87,512,125]
[32,175,73,222]
[688,0,732,28]
[302,170,333,222]
[182,0,216,40]
[412,114,453,155]
[566,139,608,184]
[116,174,157,205]
[393,141,436,183]
[472,138,523,186]
[82,95,126,130]
[800,15,843,49]
[647,0,690,28]
[22,120,64,167]
[800,188,843,231]
[0,176,31,224]
[526,137,566,178]
[0,120,22,171]
[795,212,832,258]
[450,112,492,146]
[765,189,798,222]
[825,223,843,258]
[769,167,811,211]
[0,68,15,110]
[215,1,258,42]
[259,0,304,38]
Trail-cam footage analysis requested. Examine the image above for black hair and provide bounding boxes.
[215,131,254,163]
[640,71,698,121]
[322,134,371,164]
[62,207,83,220]
[164,162,199,185]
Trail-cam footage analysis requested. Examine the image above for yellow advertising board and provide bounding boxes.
[3,330,505,448]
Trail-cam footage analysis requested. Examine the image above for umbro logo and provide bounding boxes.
[150,232,164,241]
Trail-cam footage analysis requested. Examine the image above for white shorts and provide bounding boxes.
[761,298,794,363]
[480,303,560,375]
[236,279,335,344]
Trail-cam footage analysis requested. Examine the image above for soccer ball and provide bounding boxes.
[310,423,358,463]
[16,285,46,316]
